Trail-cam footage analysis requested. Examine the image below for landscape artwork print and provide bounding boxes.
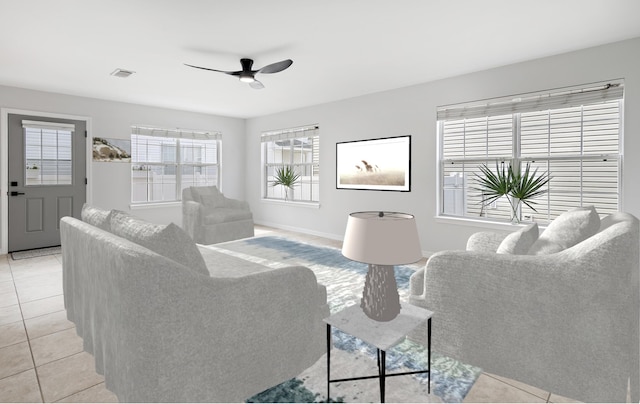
[336,135,411,191]
[92,137,131,162]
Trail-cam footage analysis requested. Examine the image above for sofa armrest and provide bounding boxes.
[221,196,251,211]
[465,231,508,252]
[409,246,636,403]
[182,200,203,239]
[409,267,426,297]
[154,265,326,401]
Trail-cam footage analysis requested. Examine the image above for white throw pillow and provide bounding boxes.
[109,210,209,276]
[80,203,111,231]
[200,193,226,208]
[190,186,221,204]
[496,223,539,255]
[528,206,600,255]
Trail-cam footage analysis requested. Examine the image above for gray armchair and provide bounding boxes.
[182,186,254,244]
[409,211,639,403]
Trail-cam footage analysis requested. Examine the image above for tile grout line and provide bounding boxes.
[8,258,46,403]
[52,381,105,403]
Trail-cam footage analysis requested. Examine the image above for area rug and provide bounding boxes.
[207,236,481,403]
[11,246,61,260]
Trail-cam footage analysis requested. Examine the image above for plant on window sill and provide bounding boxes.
[272,165,300,202]
[473,161,550,223]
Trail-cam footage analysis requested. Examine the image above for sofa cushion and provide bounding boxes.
[81,204,111,231]
[109,210,209,276]
[204,208,253,225]
[496,223,539,255]
[528,206,600,255]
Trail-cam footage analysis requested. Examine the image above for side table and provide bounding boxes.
[324,304,433,403]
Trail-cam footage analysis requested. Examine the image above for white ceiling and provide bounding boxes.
[1,0,640,119]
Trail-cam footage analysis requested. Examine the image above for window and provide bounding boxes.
[23,120,74,186]
[262,125,319,203]
[131,126,221,203]
[438,81,623,223]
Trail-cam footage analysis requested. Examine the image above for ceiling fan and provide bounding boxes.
[184,58,293,89]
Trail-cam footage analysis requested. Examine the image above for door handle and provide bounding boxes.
[10,191,25,196]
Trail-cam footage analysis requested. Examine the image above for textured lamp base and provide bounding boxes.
[360,264,401,322]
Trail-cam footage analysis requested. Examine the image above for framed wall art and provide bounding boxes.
[92,137,131,162]
[336,135,411,191]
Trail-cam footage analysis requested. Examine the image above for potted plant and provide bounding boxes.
[473,161,550,223]
[272,165,300,201]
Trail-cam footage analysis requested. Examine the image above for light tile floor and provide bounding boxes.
[0,225,583,403]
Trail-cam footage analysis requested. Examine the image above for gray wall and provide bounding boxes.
[1,37,638,254]
[245,37,640,253]
[0,85,245,253]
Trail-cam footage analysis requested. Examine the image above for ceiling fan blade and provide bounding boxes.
[250,80,265,90]
[184,63,240,76]
[258,59,293,74]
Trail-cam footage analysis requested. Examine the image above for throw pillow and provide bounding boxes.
[528,206,600,255]
[190,186,220,204]
[109,210,209,276]
[200,193,225,208]
[496,223,539,255]
[80,203,111,231]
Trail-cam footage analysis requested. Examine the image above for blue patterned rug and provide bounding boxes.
[208,236,481,403]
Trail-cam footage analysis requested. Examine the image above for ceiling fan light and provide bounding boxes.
[239,74,255,83]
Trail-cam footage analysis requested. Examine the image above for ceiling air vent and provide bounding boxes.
[110,68,135,78]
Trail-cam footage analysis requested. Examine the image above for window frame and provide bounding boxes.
[437,82,623,224]
[261,125,320,204]
[130,126,221,205]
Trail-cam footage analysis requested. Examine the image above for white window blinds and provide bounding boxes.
[261,125,320,203]
[261,125,319,142]
[437,82,623,120]
[130,125,221,204]
[438,81,623,222]
[131,125,221,140]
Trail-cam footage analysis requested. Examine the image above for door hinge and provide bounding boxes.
[85,178,88,185]
[85,130,87,138]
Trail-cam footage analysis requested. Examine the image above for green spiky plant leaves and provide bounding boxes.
[272,165,300,200]
[473,161,550,222]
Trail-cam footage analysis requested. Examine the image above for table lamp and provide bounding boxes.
[341,211,422,321]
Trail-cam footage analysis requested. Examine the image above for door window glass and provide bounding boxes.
[25,127,73,186]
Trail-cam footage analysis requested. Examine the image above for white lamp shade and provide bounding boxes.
[341,211,422,265]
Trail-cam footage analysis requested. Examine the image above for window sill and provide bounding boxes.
[435,215,545,231]
[261,198,320,209]
[130,201,182,210]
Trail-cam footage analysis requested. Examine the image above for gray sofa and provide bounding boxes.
[61,205,329,403]
[182,186,254,244]
[409,208,639,403]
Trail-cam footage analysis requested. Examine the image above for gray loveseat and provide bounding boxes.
[182,186,254,244]
[61,205,329,403]
[409,207,639,403]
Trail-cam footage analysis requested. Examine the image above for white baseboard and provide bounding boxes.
[254,220,344,242]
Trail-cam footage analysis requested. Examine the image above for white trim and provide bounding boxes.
[254,219,341,241]
[434,215,547,232]
[22,120,76,131]
[260,198,320,209]
[1,108,91,255]
[130,201,181,210]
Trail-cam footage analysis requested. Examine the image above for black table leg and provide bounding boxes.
[327,324,331,401]
[380,349,386,403]
[427,317,431,394]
